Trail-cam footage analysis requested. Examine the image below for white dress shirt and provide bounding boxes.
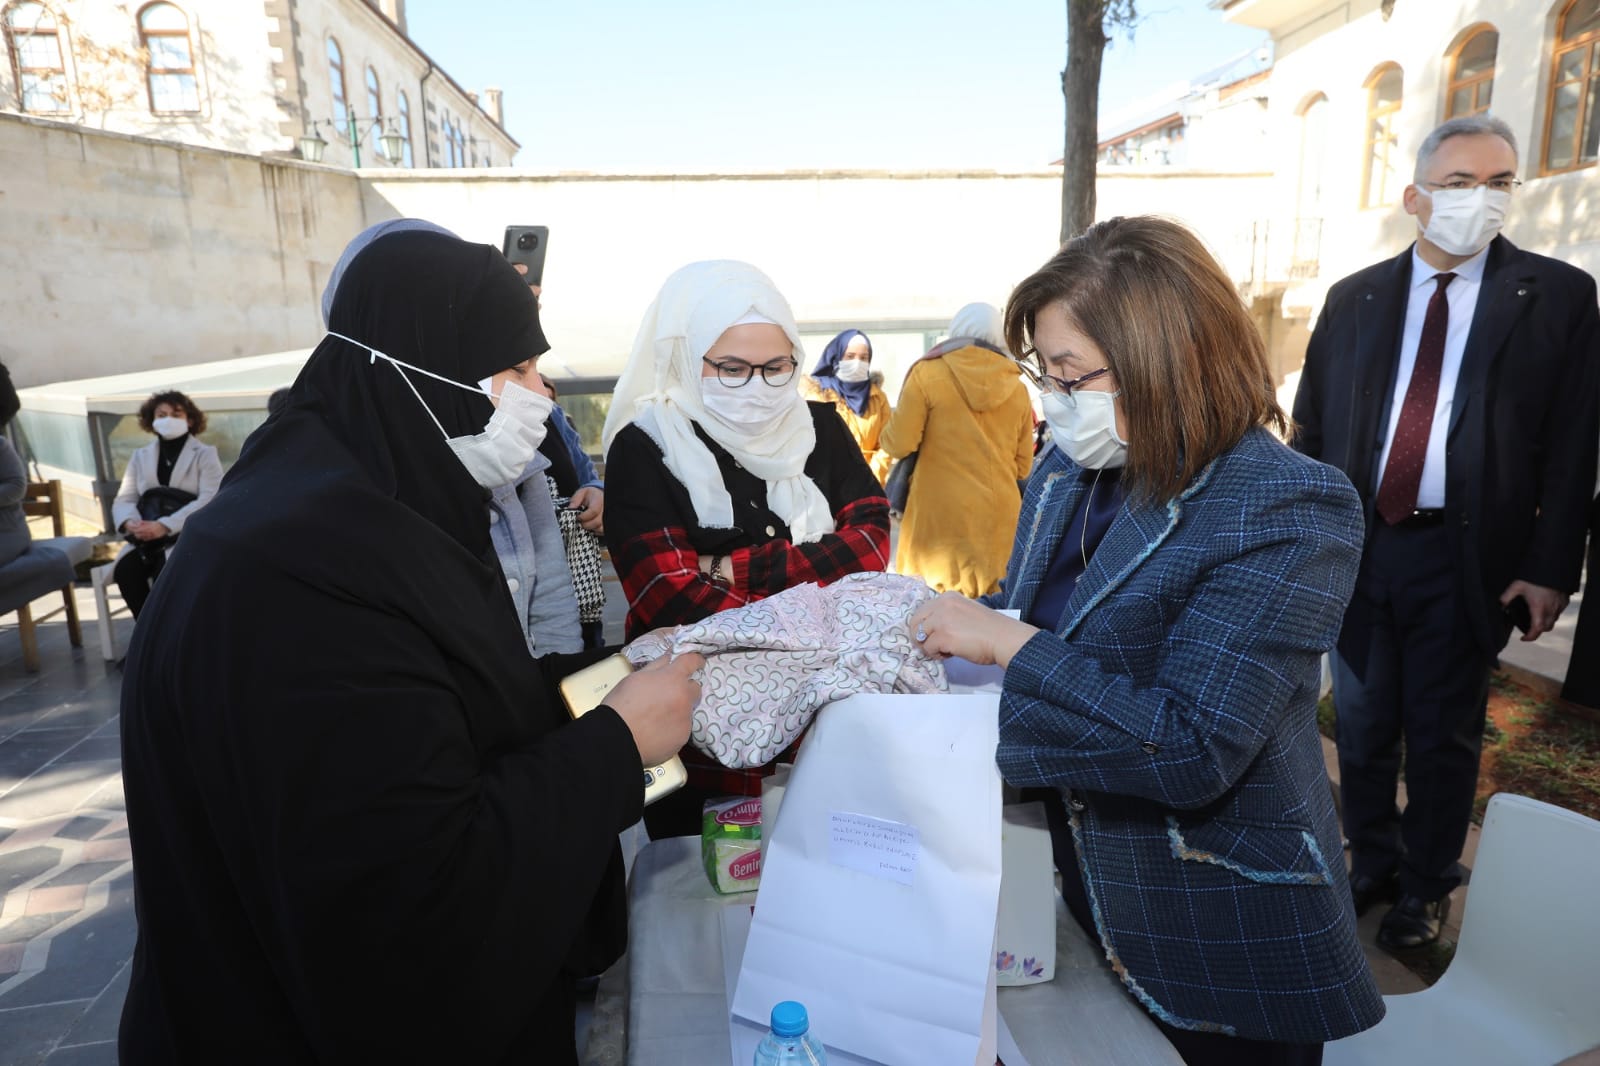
[1375,243,1489,509]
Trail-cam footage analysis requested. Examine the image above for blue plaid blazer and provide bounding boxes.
[994,428,1384,1043]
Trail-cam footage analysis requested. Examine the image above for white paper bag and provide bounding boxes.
[732,693,1003,1065]
[996,802,1056,986]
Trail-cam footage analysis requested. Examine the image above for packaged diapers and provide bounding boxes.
[702,796,762,894]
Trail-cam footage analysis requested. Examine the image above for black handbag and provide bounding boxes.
[127,486,196,557]
[884,452,917,516]
[137,486,197,522]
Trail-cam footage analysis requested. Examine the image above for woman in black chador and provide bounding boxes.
[117,230,700,1065]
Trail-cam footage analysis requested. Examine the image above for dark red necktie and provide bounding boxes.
[1376,272,1456,525]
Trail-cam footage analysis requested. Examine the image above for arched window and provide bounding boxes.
[1446,27,1498,119]
[396,89,414,167]
[5,2,70,112]
[327,37,347,130]
[364,65,382,155]
[1544,0,1600,173]
[1363,64,1404,208]
[1296,94,1329,217]
[139,3,199,113]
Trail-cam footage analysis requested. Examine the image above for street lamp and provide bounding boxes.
[299,115,406,168]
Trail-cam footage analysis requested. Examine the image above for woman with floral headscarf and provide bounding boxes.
[603,260,891,837]
[801,329,893,484]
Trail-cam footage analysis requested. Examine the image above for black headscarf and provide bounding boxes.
[119,230,636,1062]
[273,229,548,559]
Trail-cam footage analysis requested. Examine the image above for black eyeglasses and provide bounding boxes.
[1419,178,1522,193]
[702,356,798,388]
[1017,349,1111,396]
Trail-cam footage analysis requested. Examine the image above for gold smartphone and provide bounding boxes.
[558,653,688,807]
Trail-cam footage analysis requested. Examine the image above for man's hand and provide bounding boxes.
[569,486,604,534]
[604,652,704,767]
[1500,580,1570,641]
[908,592,1039,670]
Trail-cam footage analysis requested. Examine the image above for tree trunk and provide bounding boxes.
[1061,0,1110,245]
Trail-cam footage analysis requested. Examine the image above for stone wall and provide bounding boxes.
[0,112,364,387]
[3,108,1294,390]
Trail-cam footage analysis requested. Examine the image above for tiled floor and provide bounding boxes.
[0,588,132,1066]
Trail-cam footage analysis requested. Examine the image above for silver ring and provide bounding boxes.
[915,625,927,643]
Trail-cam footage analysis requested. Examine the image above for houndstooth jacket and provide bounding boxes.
[992,427,1385,1044]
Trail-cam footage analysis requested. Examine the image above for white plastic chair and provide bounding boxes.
[90,559,131,661]
[1326,793,1600,1066]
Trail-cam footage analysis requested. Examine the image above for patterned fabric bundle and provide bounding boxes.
[623,572,947,768]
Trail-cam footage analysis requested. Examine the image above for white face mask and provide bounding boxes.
[1042,389,1127,470]
[700,374,802,428]
[1418,185,1510,257]
[448,378,552,489]
[834,359,871,384]
[328,331,553,490]
[151,416,189,440]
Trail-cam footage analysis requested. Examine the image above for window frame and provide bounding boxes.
[5,1,71,114]
[327,36,347,131]
[396,88,414,167]
[1542,0,1600,175]
[364,64,383,156]
[1444,25,1498,120]
[1362,63,1405,209]
[138,2,200,115]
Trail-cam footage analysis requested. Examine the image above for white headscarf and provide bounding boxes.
[602,260,836,543]
[947,302,1007,350]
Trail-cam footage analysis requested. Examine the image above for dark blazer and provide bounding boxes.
[994,430,1383,1044]
[1292,236,1600,655]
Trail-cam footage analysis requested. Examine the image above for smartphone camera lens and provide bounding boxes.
[516,232,539,251]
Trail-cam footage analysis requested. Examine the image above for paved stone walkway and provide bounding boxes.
[0,588,131,1066]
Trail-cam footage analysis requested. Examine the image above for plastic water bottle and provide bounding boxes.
[753,1000,828,1065]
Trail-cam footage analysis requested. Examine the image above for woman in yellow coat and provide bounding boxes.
[881,304,1035,597]
[802,329,893,484]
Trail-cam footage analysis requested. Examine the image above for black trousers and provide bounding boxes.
[1561,497,1600,707]
[113,544,168,619]
[1332,519,1494,901]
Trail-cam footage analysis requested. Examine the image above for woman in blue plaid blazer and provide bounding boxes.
[911,218,1383,1065]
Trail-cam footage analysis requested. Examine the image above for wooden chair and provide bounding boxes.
[0,481,90,671]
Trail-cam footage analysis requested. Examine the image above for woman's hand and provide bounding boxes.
[569,486,604,534]
[604,652,704,767]
[697,553,739,590]
[909,592,1039,670]
[126,519,169,542]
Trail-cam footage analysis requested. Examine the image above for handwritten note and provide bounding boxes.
[828,811,920,886]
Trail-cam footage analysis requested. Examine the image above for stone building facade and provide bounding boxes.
[0,0,516,167]
[1219,0,1600,322]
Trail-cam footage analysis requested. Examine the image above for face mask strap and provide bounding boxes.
[326,331,452,439]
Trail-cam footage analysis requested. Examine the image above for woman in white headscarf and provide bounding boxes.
[602,260,891,837]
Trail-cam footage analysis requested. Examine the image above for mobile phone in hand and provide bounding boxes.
[1503,596,1532,634]
[502,225,548,287]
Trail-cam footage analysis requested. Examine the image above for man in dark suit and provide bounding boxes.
[1293,116,1600,950]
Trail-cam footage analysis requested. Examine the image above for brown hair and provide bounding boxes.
[1003,216,1286,501]
[137,390,207,436]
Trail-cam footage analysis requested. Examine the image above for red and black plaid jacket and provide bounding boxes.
[604,402,891,798]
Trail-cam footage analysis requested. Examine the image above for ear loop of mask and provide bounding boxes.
[327,330,490,440]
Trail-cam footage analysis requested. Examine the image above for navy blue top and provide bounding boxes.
[1024,466,1124,633]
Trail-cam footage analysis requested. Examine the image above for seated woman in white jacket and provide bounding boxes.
[112,390,224,617]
